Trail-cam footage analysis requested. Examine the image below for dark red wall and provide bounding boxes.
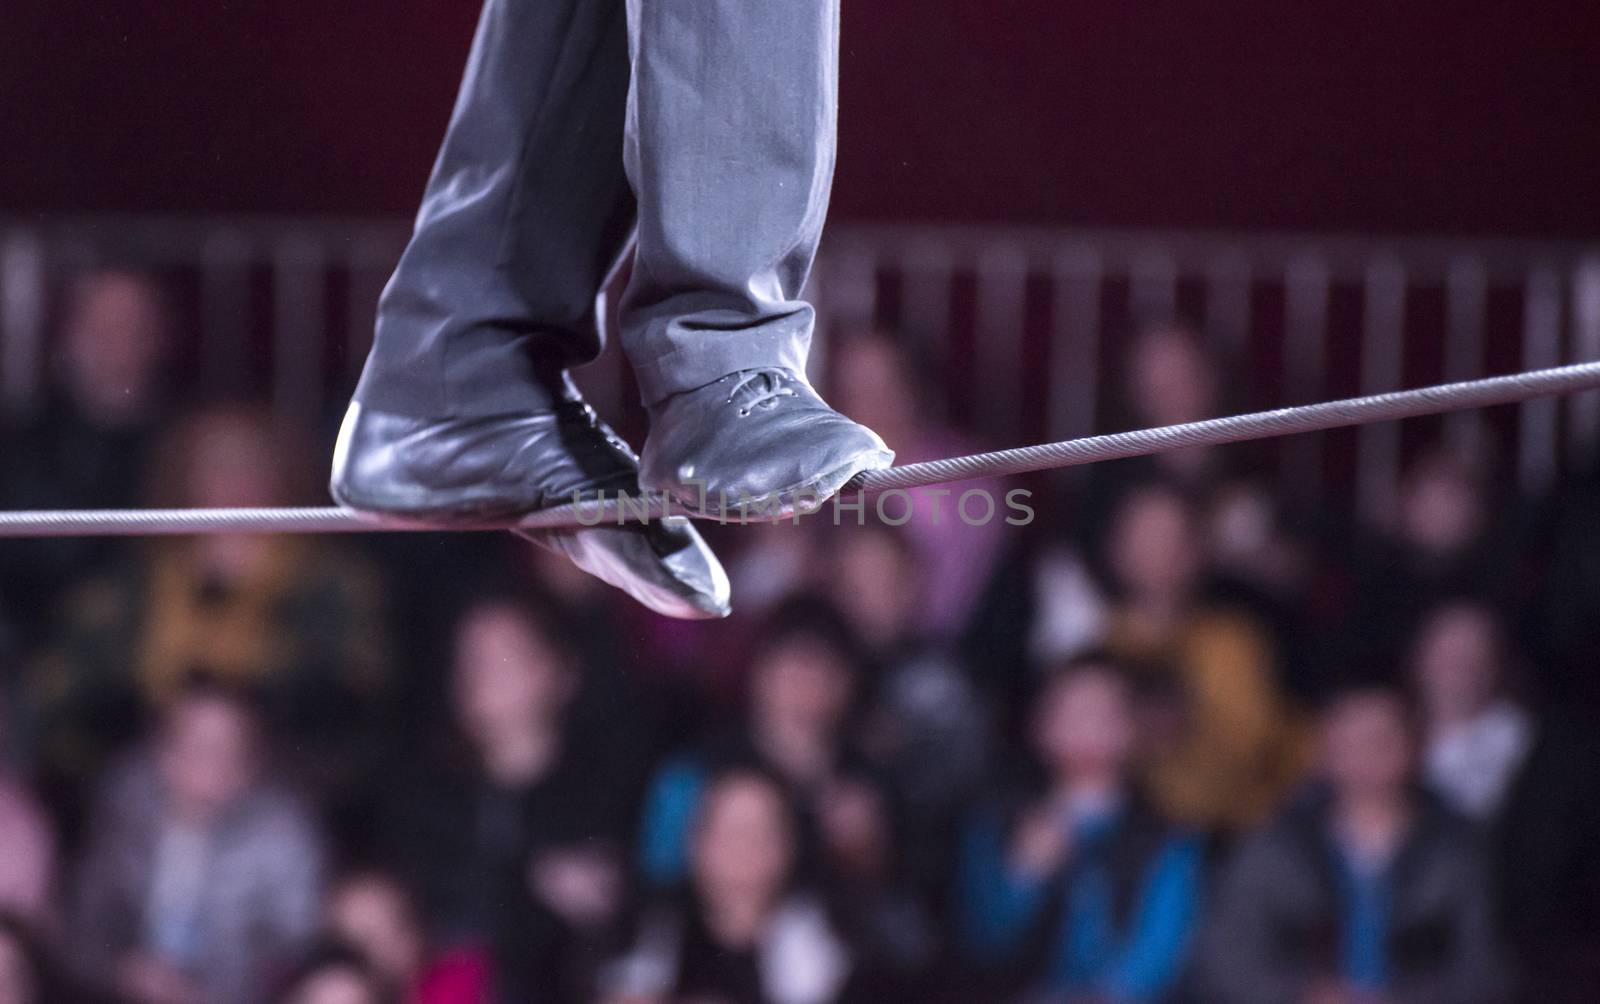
[4,0,1598,235]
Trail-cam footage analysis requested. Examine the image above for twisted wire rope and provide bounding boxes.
[0,360,1596,537]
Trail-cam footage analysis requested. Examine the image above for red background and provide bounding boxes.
[3,0,1598,235]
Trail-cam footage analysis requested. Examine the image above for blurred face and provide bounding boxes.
[182,413,286,509]
[691,774,795,905]
[831,532,918,648]
[1412,605,1502,723]
[328,876,424,986]
[158,696,258,823]
[1034,669,1136,779]
[1127,327,1217,428]
[1108,489,1203,601]
[0,930,36,1004]
[453,605,571,744]
[60,271,171,422]
[833,336,919,445]
[749,637,854,737]
[1398,457,1484,557]
[284,966,382,1004]
[1323,692,1415,798]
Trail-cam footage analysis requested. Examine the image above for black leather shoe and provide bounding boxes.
[639,368,894,520]
[331,401,731,619]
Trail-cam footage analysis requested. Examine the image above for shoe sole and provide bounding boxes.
[668,449,895,523]
[330,474,637,532]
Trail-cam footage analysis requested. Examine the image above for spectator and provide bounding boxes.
[958,657,1203,1003]
[825,523,990,893]
[67,674,325,1004]
[27,404,389,834]
[1406,599,1600,1001]
[1098,480,1309,830]
[1408,600,1534,823]
[1200,684,1511,1004]
[0,267,175,644]
[1085,321,1316,680]
[635,598,924,992]
[637,599,890,895]
[602,768,853,1004]
[275,944,393,1004]
[381,596,631,1004]
[324,870,490,1004]
[831,331,1008,639]
[1349,447,1517,667]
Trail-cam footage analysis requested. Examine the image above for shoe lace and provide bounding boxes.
[725,368,798,417]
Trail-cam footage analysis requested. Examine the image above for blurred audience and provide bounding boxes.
[826,523,990,892]
[831,331,1008,639]
[637,600,888,895]
[3,311,1599,1003]
[380,596,630,1004]
[0,268,175,644]
[67,674,325,1004]
[603,768,854,1004]
[1350,447,1517,667]
[1408,600,1533,824]
[636,598,934,993]
[1098,480,1309,831]
[1405,599,1600,1001]
[958,656,1203,1003]
[324,871,489,1004]
[27,404,388,834]
[1201,684,1510,1004]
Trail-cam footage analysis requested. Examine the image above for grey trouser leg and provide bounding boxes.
[356,0,840,416]
[619,0,840,407]
[355,0,634,418]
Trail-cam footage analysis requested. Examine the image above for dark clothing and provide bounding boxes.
[382,737,632,1004]
[0,395,156,647]
[1490,715,1600,1003]
[605,893,854,1004]
[1200,787,1512,1004]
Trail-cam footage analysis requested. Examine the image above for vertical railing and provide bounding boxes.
[0,231,45,417]
[2,218,1597,510]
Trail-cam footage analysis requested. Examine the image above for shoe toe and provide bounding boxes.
[643,387,895,511]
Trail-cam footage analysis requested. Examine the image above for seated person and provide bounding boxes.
[380,595,631,1004]
[957,656,1203,1003]
[1098,480,1310,831]
[636,599,890,896]
[28,404,389,835]
[324,870,490,1004]
[1199,683,1512,1004]
[67,674,325,1004]
[0,267,174,644]
[1408,598,1600,1001]
[635,599,919,991]
[1407,599,1535,824]
[602,768,853,1004]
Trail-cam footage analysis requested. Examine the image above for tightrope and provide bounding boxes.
[1,360,1597,537]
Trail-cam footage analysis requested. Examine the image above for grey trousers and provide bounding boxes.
[355,0,838,417]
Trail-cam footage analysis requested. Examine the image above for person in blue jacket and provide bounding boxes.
[958,655,1204,1003]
